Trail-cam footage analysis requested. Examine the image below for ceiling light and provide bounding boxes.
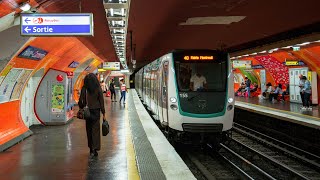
[180,16,246,25]
[110,8,114,16]
[236,56,242,58]
[250,53,257,55]
[297,42,310,46]
[121,8,125,16]
[259,50,267,53]
[314,40,320,43]
[243,54,249,57]
[20,3,31,12]
[282,46,292,49]
[230,57,235,60]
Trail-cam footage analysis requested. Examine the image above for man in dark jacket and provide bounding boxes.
[109,79,116,102]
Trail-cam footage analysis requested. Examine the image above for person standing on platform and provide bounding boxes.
[301,76,312,110]
[244,77,251,97]
[78,73,106,157]
[298,74,305,108]
[119,79,128,104]
[109,79,116,102]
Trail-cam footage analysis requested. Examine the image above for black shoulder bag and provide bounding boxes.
[77,89,91,120]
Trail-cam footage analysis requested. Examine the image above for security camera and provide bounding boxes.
[29,7,38,13]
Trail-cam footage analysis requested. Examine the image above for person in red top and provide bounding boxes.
[119,79,128,104]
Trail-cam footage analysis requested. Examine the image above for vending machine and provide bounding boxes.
[35,69,74,125]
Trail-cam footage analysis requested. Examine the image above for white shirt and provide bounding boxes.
[190,74,206,91]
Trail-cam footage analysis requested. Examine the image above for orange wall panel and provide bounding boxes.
[0,101,29,145]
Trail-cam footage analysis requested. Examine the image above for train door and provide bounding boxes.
[161,61,169,125]
[260,70,266,92]
[289,68,308,103]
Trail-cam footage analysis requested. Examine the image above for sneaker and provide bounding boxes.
[301,107,307,110]
[308,107,312,111]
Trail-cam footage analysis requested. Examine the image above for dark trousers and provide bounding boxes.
[269,93,278,101]
[282,92,289,101]
[303,93,312,107]
[120,91,126,102]
[85,109,101,151]
[110,90,116,101]
[300,92,305,105]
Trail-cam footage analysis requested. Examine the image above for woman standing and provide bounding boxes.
[79,73,106,156]
[119,79,127,104]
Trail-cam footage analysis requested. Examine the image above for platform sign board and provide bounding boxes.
[21,13,94,36]
[103,62,120,70]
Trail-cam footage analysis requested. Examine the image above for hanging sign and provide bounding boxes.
[21,13,94,36]
[103,62,120,70]
[232,60,252,69]
[284,60,306,66]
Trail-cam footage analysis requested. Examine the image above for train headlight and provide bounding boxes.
[228,98,234,103]
[170,97,177,103]
[170,104,178,110]
[227,105,233,111]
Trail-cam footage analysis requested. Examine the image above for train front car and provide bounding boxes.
[167,50,234,145]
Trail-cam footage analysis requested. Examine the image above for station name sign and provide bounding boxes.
[21,13,93,36]
[183,55,214,60]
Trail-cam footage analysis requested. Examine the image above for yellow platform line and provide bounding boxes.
[236,101,320,121]
[125,110,140,180]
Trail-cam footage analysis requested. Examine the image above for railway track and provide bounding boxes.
[216,123,320,179]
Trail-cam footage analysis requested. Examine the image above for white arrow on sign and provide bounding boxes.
[24,26,31,33]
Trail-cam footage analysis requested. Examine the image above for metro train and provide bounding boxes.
[135,49,234,145]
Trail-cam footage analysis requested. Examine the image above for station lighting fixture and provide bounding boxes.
[297,42,310,46]
[20,2,31,12]
[231,40,320,60]
[105,0,130,69]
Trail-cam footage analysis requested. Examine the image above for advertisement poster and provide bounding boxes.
[10,70,33,100]
[0,68,23,103]
[51,84,65,113]
[17,45,48,61]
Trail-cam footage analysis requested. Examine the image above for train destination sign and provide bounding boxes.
[21,13,93,36]
[183,55,214,60]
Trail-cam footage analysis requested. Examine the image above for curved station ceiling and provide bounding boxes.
[1,0,319,68]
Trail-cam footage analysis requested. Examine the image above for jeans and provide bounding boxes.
[120,91,126,102]
[245,87,250,97]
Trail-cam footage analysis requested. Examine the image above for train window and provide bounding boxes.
[174,61,227,92]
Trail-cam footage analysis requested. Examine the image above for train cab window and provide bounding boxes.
[175,61,226,92]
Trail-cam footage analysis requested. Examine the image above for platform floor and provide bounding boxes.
[235,96,320,129]
[0,90,195,180]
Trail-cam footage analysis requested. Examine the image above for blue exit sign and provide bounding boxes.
[21,13,93,36]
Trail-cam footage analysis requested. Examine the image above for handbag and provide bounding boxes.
[77,89,91,120]
[102,120,109,136]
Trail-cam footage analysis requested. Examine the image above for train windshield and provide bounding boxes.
[173,51,228,114]
[174,61,227,92]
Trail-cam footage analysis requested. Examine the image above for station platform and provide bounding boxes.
[235,96,320,129]
[0,90,195,180]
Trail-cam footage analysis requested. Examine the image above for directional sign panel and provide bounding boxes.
[21,13,93,36]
